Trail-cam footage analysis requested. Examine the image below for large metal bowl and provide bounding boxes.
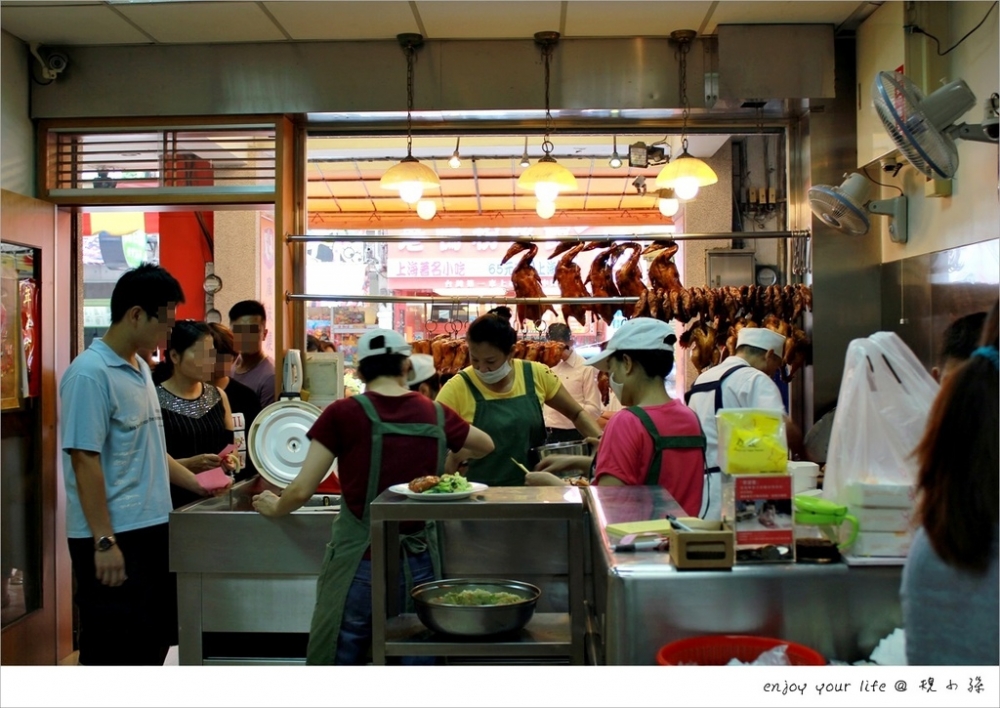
[534,441,590,458]
[411,578,541,637]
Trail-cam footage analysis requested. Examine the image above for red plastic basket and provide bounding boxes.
[656,635,826,666]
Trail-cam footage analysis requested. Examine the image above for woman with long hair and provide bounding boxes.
[901,300,999,665]
[153,320,237,508]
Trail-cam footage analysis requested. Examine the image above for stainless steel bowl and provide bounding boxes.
[534,441,589,458]
[411,578,541,637]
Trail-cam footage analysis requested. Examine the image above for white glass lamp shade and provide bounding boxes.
[380,156,440,204]
[655,152,718,201]
[535,200,556,219]
[416,199,437,220]
[517,155,578,201]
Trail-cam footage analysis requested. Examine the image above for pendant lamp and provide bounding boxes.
[517,32,577,206]
[380,34,440,205]
[655,30,717,200]
[657,188,680,217]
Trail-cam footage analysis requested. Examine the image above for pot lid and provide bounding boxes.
[248,398,336,489]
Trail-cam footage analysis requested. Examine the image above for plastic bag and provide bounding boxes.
[823,332,938,506]
[725,644,792,666]
[716,408,788,474]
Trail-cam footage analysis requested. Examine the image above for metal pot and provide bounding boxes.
[411,578,540,636]
[533,441,590,459]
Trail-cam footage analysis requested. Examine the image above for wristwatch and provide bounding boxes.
[95,535,117,552]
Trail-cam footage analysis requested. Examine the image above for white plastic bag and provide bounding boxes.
[823,332,938,506]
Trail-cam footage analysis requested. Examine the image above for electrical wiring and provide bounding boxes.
[910,2,997,56]
[861,164,904,197]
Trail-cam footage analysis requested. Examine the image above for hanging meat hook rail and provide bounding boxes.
[286,293,641,305]
[286,230,809,244]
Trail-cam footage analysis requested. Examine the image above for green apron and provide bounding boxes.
[459,360,546,487]
[305,393,447,665]
[626,406,707,485]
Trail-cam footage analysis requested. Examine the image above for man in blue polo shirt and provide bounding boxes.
[60,263,212,665]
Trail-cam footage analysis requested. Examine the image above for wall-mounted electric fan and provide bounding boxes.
[873,71,999,179]
[808,173,908,244]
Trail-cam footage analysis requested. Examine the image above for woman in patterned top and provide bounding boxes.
[153,320,237,509]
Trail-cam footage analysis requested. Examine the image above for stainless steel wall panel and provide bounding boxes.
[200,575,317,633]
[718,24,835,99]
[34,37,714,119]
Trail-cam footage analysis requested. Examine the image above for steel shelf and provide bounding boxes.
[287,231,809,243]
[383,613,572,657]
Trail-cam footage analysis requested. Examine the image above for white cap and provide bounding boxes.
[736,327,786,357]
[356,329,412,363]
[407,353,436,385]
[583,317,676,371]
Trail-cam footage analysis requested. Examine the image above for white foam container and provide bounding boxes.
[853,505,915,533]
[845,481,915,509]
[787,461,820,495]
[850,529,914,557]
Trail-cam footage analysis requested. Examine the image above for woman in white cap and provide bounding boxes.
[407,353,440,400]
[528,318,707,517]
[685,326,802,519]
[252,329,494,664]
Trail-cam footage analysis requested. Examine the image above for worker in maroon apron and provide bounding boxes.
[252,330,493,664]
[527,318,706,517]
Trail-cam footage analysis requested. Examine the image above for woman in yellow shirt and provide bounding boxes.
[436,307,603,486]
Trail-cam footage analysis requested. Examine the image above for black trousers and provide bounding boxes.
[545,427,584,445]
[68,523,175,666]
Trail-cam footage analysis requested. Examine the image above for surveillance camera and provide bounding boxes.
[47,52,69,74]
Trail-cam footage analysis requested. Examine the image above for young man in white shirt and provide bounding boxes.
[543,323,603,444]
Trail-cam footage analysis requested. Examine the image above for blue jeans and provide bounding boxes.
[334,552,435,665]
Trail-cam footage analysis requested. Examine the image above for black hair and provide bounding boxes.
[152,320,212,384]
[467,306,517,354]
[228,300,267,323]
[939,311,987,364]
[358,353,407,383]
[547,322,572,344]
[611,349,676,379]
[409,372,441,394]
[109,263,185,323]
[307,334,322,352]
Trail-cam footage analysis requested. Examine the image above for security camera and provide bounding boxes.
[29,43,69,81]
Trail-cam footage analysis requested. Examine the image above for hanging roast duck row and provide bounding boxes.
[411,336,567,375]
[500,240,814,381]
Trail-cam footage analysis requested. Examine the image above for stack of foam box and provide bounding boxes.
[844,481,916,558]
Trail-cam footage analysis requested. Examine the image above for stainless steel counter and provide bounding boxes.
[588,486,903,665]
[169,478,338,665]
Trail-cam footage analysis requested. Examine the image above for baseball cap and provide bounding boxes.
[736,327,786,357]
[407,353,436,385]
[583,317,675,371]
[356,329,412,363]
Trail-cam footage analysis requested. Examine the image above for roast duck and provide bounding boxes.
[410,335,566,376]
[487,240,815,381]
[501,242,556,327]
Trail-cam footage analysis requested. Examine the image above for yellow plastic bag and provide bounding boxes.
[716,408,788,474]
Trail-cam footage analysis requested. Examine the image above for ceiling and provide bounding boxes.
[1,1,874,46]
[6,1,872,225]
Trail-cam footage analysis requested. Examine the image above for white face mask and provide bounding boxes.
[474,359,512,385]
[609,369,626,403]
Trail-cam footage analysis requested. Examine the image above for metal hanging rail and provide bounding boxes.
[286,230,810,244]
[286,293,640,306]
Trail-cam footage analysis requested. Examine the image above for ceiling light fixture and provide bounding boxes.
[657,188,680,217]
[448,137,462,169]
[519,137,531,168]
[655,30,718,201]
[609,135,623,169]
[380,33,440,205]
[416,199,437,220]
[517,32,578,205]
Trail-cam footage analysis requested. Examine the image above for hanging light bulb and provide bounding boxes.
[380,34,441,205]
[657,188,680,217]
[519,136,531,168]
[517,32,577,209]
[416,199,437,220]
[448,137,462,169]
[609,135,623,169]
[536,199,556,219]
[655,31,717,200]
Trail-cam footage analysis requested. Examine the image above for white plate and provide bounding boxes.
[388,482,488,501]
